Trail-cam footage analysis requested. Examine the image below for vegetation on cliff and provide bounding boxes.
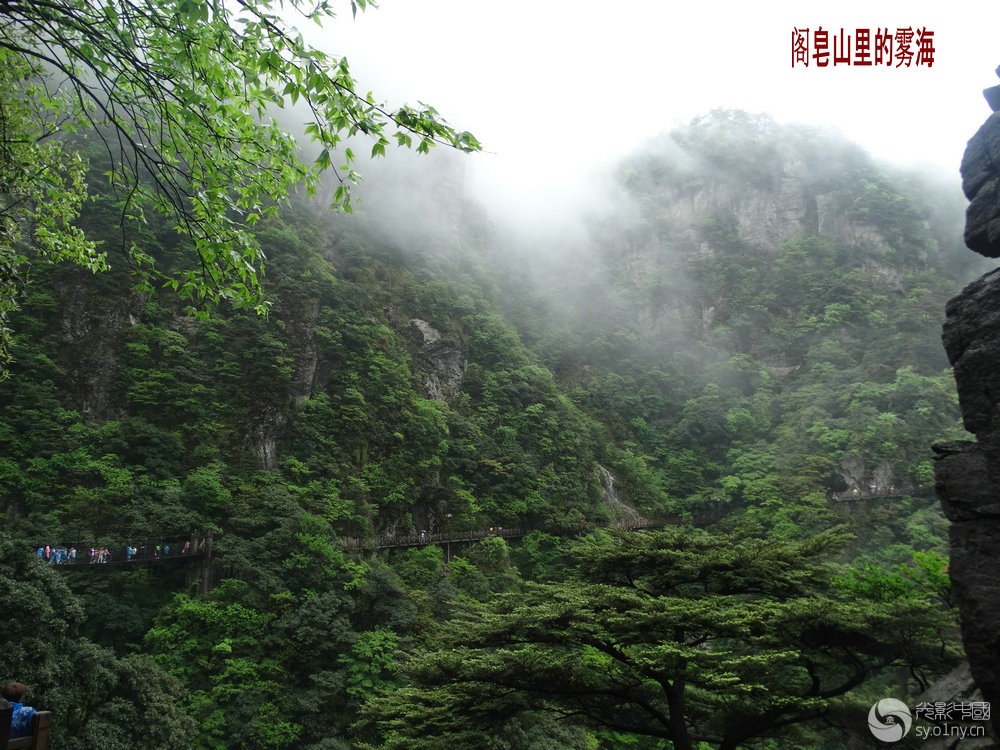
[0,0,479,370]
[0,110,977,747]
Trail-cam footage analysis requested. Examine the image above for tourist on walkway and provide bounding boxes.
[2,682,36,739]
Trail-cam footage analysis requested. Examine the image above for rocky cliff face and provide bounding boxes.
[934,78,1000,737]
[54,279,146,419]
[962,113,1000,258]
[603,114,934,348]
[409,318,467,402]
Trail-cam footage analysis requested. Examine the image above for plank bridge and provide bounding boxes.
[35,531,215,592]
[340,513,721,552]
[36,512,722,581]
[829,488,908,502]
[35,533,210,567]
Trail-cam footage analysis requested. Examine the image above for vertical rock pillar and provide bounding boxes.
[934,69,1000,731]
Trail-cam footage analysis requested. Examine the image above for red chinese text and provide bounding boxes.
[791,27,934,67]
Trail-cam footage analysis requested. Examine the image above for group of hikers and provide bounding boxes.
[35,545,80,564]
[35,537,206,565]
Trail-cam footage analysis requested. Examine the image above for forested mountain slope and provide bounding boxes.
[0,110,979,748]
[488,111,980,550]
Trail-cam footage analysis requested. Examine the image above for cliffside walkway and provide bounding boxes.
[33,532,210,568]
[340,513,721,552]
[341,526,527,552]
[35,531,215,591]
[830,488,907,502]
[36,513,721,575]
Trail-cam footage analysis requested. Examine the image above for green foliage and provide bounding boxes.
[0,106,979,749]
[145,582,322,747]
[339,628,400,702]
[0,53,106,372]
[0,0,479,374]
[538,112,971,538]
[511,530,565,580]
[835,549,953,610]
[365,528,959,749]
[396,546,445,589]
[444,557,491,601]
[0,535,198,748]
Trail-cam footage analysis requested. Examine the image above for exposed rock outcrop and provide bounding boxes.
[289,299,321,406]
[962,72,1000,257]
[934,440,1000,728]
[56,281,145,419]
[249,407,286,470]
[962,115,1000,257]
[596,465,643,523]
[613,115,907,343]
[833,457,900,499]
[935,73,1000,739]
[409,318,466,402]
[916,663,997,749]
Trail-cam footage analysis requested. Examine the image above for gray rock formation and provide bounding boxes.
[962,116,1000,257]
[962,71,1000,256]
[934,440,1000,729]
[935,75,1000,740]
[833,456,900,500]
[915,663,997,749]
[613,119,904,342]
[409,318,466,402]
[249,407,287,470]
[56,282,145,419]
[596,465,643,523]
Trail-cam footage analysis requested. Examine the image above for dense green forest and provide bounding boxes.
[0,108,982,747]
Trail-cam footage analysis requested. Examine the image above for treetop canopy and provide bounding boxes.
[0,0,479,369]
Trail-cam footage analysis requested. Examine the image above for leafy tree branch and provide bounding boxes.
[0,0,479,371]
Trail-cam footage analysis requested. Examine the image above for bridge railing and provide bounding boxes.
[830,488,908,502]
[339,512,723,552]
[36,512,726,566]
[341,527,526,552]
[33,533,209,567]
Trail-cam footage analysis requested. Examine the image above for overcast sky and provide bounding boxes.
[311,1,1000,224]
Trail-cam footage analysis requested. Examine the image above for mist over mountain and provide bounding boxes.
[0,108,982,747]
